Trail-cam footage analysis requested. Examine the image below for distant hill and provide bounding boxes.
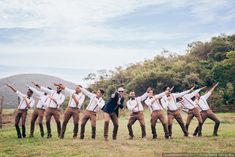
[0,74,76,108]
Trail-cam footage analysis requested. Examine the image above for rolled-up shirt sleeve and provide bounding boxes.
[174,90,191,98]
[29,86,44,96]
[41,86,53,95]
[80,88,96,99]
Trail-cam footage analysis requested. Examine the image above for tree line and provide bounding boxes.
[84,34,235,111]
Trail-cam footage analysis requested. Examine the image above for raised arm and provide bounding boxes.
[137,87,152,101]
[203,83,219,100]
[154,91,165,99]
[6,84,17,93]
[209,83,219,93]
[80,88,96,99]
[174,86,195,98]
[184,86,206,99]
[27,85,44,96]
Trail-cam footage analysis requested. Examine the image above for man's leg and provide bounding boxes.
[167,111,174,138]
[185,111,194,132]
[21,111,27,138]
[103,112,110,140]
[158,111,169,139]
[207,110,220,136]
[90,112,97,139]
[194,109,203,136]
[175,111,188,136]
[30,109,38,137]
[15,111,22,138]
[46,109,53,138]
[110,113,119,140]
[127,113,137,139]
[60,108,72,139]
[38,109,45,137]
[150,111,157,139]
[72,109,79,138]
[138,112,146,138]
[194,111,207,136]
[80,111,90,139]
[53,109,61,137]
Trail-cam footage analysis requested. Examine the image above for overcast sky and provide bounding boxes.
[0,0,235,84]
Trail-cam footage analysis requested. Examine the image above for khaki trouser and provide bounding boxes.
[127,111,146,138]
[151,110,169,138]
[193,109,220,136]
[80,110,97,139]
[60,107,80,138]
[167,109,188,137]
[30,108,45,137]
[185,108,202,134]
[45,107,61,137]
[15,109,27,138]
[104,112,119,139]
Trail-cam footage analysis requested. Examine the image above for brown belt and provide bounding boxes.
[69,106,79,109]
[132,111,142,114]
[36,108,45,110]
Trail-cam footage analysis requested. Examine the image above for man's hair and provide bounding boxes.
[163,86,170,91]
[99,89,105,95]
[28,89,33,93]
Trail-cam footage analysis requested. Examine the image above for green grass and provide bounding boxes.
[0,111,235,157]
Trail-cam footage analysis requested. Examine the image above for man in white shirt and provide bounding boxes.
[6,84,35,138]
[162,86,195,138]
[80,87,105,139]
[32,82,65,138]
[27,85,50,138]
[145,89,169,139]
[178,87,206,136]
[193,83,220,136]
[55,83,85,139]
[126,87,151,140]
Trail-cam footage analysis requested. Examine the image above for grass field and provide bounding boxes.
[0,110,235,157]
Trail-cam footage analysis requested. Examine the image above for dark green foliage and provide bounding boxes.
[85,34,235,109]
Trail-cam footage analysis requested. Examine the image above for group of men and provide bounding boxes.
[6,81,220,141]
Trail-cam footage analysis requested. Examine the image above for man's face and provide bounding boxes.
[96,90,103,98]
[57,86,62,93]
[148,90,153,97]
[129,91,135,98]
[118,89,124,97]
[27,90,33,97]
[165,90,171,97]
[195,93,201,99]
[75,86,81,93]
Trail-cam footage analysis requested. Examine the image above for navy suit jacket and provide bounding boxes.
[103,92,124,115]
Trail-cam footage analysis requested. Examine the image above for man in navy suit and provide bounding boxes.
[103,87,125,141]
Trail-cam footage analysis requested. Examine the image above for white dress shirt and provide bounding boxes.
[65,87,85,109]
[41,86,65,108]
[194,92,212,111]
[145,92,166,112]
[127,92,148,112]
[80,88,105,112]
[16,91,35,110]
[180,88,203,110]
[29,86,48,109]
[162,90,191,111]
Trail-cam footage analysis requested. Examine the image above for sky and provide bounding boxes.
[0,0,235,84]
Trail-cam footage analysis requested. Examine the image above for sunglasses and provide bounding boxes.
[118,91,124,93]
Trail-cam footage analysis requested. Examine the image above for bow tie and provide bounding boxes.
[131,98,135,100]
[149,97,153,99]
